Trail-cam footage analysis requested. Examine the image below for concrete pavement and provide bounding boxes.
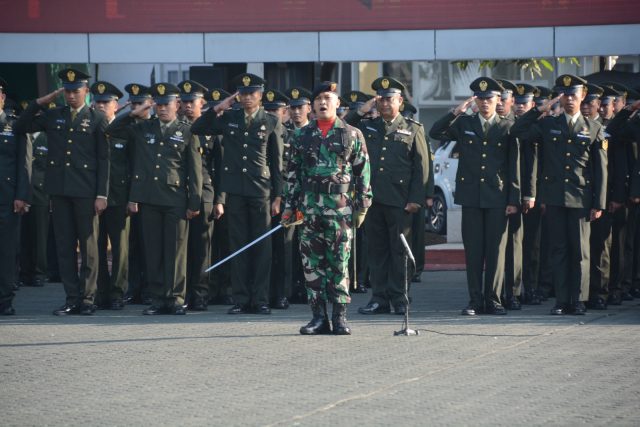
[1,271,639,426]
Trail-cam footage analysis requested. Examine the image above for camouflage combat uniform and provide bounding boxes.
[284,118,372,304]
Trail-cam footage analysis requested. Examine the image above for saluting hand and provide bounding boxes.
[453,96,476,116]
[358,96,380,115]
[214,92,239,116]
[130,102,154,119]
[36,88,64,106]
[538,94,563,115]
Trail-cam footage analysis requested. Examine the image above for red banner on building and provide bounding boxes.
[2,0,638,33]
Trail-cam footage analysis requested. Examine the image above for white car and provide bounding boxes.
[426,140,459,235]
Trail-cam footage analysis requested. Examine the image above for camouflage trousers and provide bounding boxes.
[299,213,353,304]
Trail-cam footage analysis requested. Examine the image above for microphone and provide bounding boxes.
[399,233,415,265]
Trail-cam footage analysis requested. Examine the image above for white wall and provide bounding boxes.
[1,24,638,63]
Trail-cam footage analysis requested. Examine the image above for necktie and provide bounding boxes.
[483,120,490,136]
[70,110,77,122]
[160,123,167,136]
[246,116,253,128]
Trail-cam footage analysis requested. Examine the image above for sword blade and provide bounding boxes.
[204,224,283,273]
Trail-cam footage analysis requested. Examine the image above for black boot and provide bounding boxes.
[331,303,351,335]
[299,299,331,335]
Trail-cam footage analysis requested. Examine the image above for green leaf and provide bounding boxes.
[540,59,554,71]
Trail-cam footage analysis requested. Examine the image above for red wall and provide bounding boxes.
[3,0,639,33]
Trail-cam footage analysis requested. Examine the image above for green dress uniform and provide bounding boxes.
[19,130,49,287]
[515,75,608,314]
[346,77,429,314]
[91,81,130,310]
[0,107,32,314]
[429,77,520,314]
[605,105,640,299]
[14,70,110,313]
[191,74,283,313]
[106,83,202,311]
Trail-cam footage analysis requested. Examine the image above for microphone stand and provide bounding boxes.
[394,233,419,336]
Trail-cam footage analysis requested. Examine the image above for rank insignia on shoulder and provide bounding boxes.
[602,139,608,151]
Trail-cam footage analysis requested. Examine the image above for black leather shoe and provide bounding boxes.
[411,274,421,283]
[142,296,153,305]
[80,304,96,315]
[393,302,407,315]
[550,304,565,315]
[357,301,391,315]
[351,284,368,294]
[221,295,236,305]
[507,296,521,310]
[486,304,507,315]
[33,278,46,287]
[227,304,248,314]
[110,299,125,310]
[572,302,587,315]
[53,304,80,316]
[0,304,15,315]
[189,299,208,311]
[332,303,351,335]
[621,291,634,301]
[607,292,623,306]
[142,305,169,315]
[461,304,478,316]
[171,305,186,315]
[273,297,289,310]
[587,297,607,310]
[630,287,640,299]
[256,304,271,315]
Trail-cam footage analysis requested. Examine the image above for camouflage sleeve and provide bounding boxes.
[283,128,304,211]
[350,127,372,209]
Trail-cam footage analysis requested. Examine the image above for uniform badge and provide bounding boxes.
[330,82,337,92]
[602,139,608,151]
[517,85,525,95]
[184,82,192,93]
[291,89,299,99]
[563,76,572,87]
[67,70,76,82]
[114,143,124,149]
[350,93,358,102]
[80,118,91,128]
[97,83,106,94]
[397,129,412,136]
[381,79,390,89]
[260,124,266,131]
[242,76,251,86]
[479,80,488,91]
[157,84,166,95]
[212,90,220,101]
[266,91,275,102]
[131,85,140,95]
[175,131,183,137]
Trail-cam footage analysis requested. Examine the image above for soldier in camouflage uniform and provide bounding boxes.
[283,81,372,335]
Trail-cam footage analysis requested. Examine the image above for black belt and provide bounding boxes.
[302,182,353,194]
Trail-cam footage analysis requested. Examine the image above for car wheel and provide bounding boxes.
[427,193,447,235]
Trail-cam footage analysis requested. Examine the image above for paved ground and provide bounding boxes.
[1,271,639,426]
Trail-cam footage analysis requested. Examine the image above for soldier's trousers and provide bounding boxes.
[226,194,271,307]
[97,205,130,302]
[19,204,49,283]
[522,205,542,295]
[51,196,99,305]
[186,201,214,303]
[209,215,232,300]
[546,206,590,305]
[349,220,369,286]
[299,213,352,304]
[126,212,148,299]
[461,206,508,309]
[609,207,627,294]
[589,210,612,299]
[271,213,295,301]
[366,202,413,306]
[505,212,523,299]
[411,206,425,277]
[622,204,640,290]
[140,204,188,307]
[0,205,19,306]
